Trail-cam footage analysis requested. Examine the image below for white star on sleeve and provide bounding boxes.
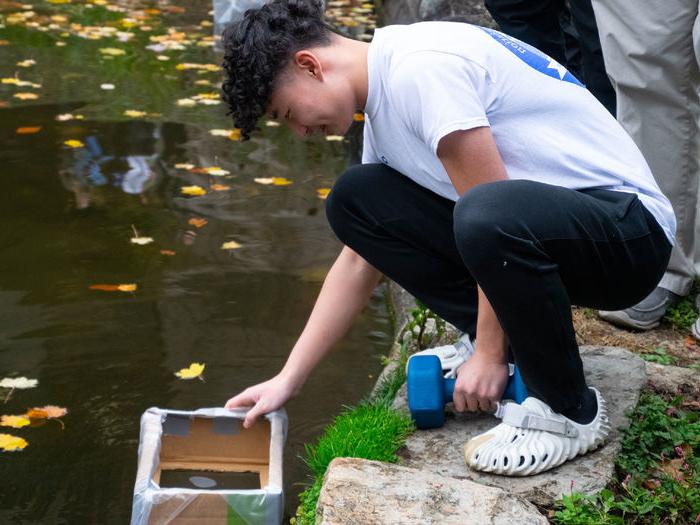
[547,58,568,79]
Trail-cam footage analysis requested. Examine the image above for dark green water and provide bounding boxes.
[0,2,391,522]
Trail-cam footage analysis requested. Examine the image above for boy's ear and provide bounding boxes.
[293,50,324,80]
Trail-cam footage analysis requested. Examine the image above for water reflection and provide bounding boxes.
[0,95,390,523]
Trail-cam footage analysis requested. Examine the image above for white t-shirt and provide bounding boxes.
[363,22,676,244]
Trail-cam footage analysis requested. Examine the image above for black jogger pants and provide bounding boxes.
[325,164,671,413]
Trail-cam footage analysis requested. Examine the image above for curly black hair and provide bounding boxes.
[221,0,334,140]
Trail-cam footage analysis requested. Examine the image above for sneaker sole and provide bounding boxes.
[597,310,660,331]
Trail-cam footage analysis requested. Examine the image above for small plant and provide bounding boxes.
[406,301,446,349]
[640,347,675,365]
[553,393,700,524]
[664,282,699,331]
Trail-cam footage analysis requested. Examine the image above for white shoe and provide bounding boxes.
[407,333,475,379]
[464,388,610,476]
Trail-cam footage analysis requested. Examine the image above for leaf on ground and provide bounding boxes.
[210,184,230,192]
[181,185,207,196]
[317,188,331,199]
[63,139,84,148]
[0,434,27,452]
[16,59,36,68]
[175,362,205,380]
[188,218,208,228]
[130,236,154,245]
[265,120,280,127]
[174,163,195,170]
[325,135,344,141]
[175,63,220,72]
[221,240,242,250]
[14,92,39,100]
[100,83,115,90]
[26,406,68,419]
[353,112,365,122]
[89,284,138,292]
[16,126,41,134]
[0,377,38,389]
[0,415,30,428]
[160,249,176,256]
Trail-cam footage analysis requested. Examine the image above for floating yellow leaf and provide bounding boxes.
[176,98,196,107]
[209,129,233,137]
[181,185,207,196]
[175,362,205,380]
[174,163,194,170]
[26,405,68,419]
[56,113,84,121]
[100,83,115,90]
[254,177,292,186]
[204,167,229,176]
[130,236,154,245]
[265,120,280,127]
[210,184,230,192]
[14,92,38,100]
[188,218,208,228]
[229,129,241,141]
[0,434,27,452]
[221,240,242,250]
[2,77,41,88]
[16,59,36,68]
[1,415,30,428]
[0,377,38,389]
[175,63,220,72]
[16,126,41,134]
[99,47,126,56]
[0,40,9,46]
[89,284,137,292]
[124,109,147,118]
[353,112,365,122]
[160,249,176,256]
[47,0,72,4]
[325,135,345,141]
[317,188,331,199]
[64,139,84,148]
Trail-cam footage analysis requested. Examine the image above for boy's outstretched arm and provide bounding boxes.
[225,245,382,427]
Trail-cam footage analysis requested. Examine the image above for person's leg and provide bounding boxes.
[567,0,616,114]
[325,163,479,336]
[484,0,569,66]
[452,180,671,417]
[591,0,700,303]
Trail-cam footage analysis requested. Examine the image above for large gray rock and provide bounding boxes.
[317,457,548,525]
[395,346,646,506]
[645,361,700,401]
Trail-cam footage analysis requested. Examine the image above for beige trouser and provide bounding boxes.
[591,0,700,295]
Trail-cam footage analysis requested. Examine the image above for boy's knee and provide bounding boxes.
[325,163,398,241]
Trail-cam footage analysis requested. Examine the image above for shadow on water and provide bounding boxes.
[0,8,391,520]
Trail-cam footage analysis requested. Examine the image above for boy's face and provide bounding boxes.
[266,52,356,138]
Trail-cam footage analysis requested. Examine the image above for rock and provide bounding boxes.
[395,346,646,506]
[379,0,497,27]
[317,457,548,525]
[645,361,700,401]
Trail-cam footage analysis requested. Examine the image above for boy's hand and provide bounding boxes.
[453,351,508,413]
[225,373,299,428]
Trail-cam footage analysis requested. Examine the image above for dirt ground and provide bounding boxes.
[572,307,700,369]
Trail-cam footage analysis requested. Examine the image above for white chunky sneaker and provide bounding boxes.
[464,388,610,476]
[407,332,475,379]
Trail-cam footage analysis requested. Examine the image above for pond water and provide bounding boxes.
[0,1,391,522]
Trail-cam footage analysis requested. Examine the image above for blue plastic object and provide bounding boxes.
[407,355,528,429]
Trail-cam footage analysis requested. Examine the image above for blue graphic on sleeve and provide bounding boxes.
[480,27,583,87]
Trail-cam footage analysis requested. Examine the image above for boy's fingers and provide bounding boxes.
[243,401,265,428]
[225,391,255,410]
